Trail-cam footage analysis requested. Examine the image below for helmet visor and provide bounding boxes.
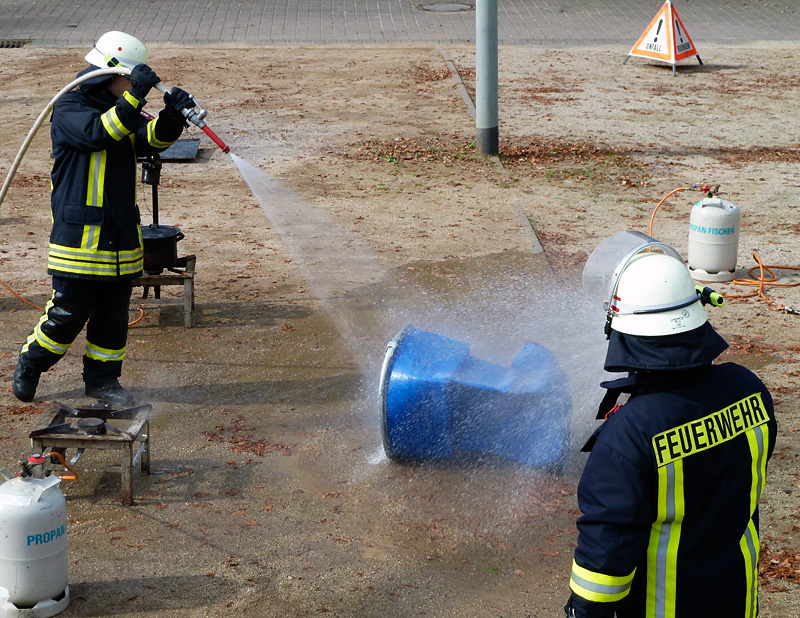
[582,230,684,312]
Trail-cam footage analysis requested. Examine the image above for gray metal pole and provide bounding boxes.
[476,0,499,155]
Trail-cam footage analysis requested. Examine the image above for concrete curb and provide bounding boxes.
[438,48,545,256]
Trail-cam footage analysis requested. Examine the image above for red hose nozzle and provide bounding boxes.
[201,125,230,153]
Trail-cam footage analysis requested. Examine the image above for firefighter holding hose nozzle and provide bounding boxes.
[12,31,193,406]
[564,232,776,618]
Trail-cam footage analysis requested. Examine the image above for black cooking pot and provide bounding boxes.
[141,224,184,273]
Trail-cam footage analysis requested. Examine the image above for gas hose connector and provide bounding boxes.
[696,285,725,307]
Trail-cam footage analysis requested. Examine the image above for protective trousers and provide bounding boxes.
[19,276,133,387]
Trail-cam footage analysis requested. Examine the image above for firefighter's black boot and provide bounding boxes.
[13,357,41,402]
[85,379,135,407]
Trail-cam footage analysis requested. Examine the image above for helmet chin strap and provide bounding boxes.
[104,54,122,69]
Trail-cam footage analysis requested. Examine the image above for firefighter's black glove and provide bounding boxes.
[564,595,616,618]
[163,87,193,125]
[129,63,160,100]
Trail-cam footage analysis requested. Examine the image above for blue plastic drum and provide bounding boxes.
[379,325,571,469]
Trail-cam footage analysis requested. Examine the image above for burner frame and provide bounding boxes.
[29,403,152,506]
[133,254,197,327]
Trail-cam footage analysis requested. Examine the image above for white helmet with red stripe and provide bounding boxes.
[583,231,707,338]
[609,252,707,336]
[85,31,147,69]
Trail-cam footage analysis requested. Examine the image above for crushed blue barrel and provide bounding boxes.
[379,325,571,469]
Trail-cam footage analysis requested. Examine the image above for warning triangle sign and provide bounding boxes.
[624,0,702,74]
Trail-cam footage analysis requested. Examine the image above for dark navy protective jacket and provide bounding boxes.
[48,68,183,280]
[567,324,776,618]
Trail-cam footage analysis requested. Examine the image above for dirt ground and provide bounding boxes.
[0,44,799,617]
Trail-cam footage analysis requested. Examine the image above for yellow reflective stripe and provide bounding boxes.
[86,150,106,207]
[123,90,140,107]
[646,459,684,618]
[48,259,119,276]
[101,108,131,140]
[50,244,118,261]
[652,393,769,467]
[569,560,635,603]
[119,246,144,259]
[147,119,173,148]
[740,424,767,618]
[85,341,125,362]
[119,257,144,275]
[23,295,70,356]
[20,290,63,355]
[81,225,101,251]
[746,424,768,510]
[740,519,759,618]
[48,254,143,277]
[82,148,104,257]
[34,322,71,356]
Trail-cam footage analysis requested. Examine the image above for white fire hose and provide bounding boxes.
[0,66,228,210]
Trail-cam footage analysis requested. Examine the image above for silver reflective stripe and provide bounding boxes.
[654,462,676,618]
[612,292,699,316]
[743,524,758,618]
[85,343,124,361]
[50,246,114,261]
[746,424,766,618]
[570,572,631,596]
[753,425,765,500]
[102,110,126,140]
[85,224,99,248]
[89,151,102,206]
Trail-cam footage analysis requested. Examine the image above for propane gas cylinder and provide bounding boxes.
[0,475,69,617]
[688,197,740,282]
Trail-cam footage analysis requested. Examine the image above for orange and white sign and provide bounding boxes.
[626,0,700,70]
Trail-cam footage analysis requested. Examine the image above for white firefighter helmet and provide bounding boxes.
[609,252,707,336]
[85,31,147,69]
[583,231,707,337]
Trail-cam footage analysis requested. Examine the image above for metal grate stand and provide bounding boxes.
[134,255,197,327]
[29,403,152,506]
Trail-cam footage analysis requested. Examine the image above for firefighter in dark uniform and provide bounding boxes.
[12,31,193,406]
[565,235,776,618]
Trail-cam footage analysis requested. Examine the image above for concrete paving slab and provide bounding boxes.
[0,0,798,48]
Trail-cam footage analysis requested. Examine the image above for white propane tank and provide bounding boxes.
[0,474,69,618]
[688,197,740,282]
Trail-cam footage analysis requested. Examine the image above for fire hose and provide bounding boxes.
[0,66,230,210]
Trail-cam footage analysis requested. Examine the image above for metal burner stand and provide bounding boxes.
[134,254,197,327]
[29,403,152,506]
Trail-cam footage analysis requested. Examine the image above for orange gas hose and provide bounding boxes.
[1,279,44,312]
[129,306,145,326]
[725,253,800,312]
[1,278,146,325]
[649,187,686,237]
[46,450,78,481]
